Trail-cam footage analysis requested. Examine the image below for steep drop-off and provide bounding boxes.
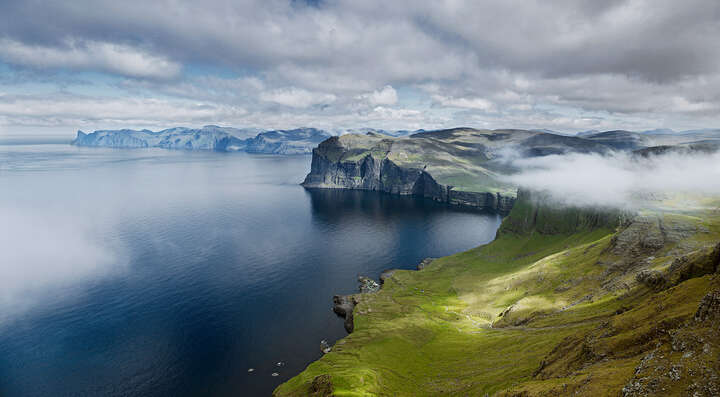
[274,192,720,396]
[301,135,515,213]
[300,127,703,214]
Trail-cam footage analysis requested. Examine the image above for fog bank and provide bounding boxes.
[506,150,720,208]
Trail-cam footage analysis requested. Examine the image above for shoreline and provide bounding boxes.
[331,259,438,336]
[274,192,720,396]
[301,185,516,215]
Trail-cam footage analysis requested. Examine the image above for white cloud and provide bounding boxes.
[259,87,336,108]
[433,95,496,111]
[1,2,720,131]
[506,151,720,208]
[358,85,398,106]
[0,94,247,130]
[0,38,181,79]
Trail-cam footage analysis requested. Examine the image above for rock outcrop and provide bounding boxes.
[332,275,385,334]
[357,276,381,293]
[301,134,518,213]
[301,127,720,216]
[332,295,356,333]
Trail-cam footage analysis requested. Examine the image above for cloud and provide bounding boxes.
[1,0,720,132]
[0,93,247,129]
[433,95,495,111]
[505,150,720,208]
[358,85,398,106]
[0,38,181,79]
[0,207,126,317]
[259,87,336,108]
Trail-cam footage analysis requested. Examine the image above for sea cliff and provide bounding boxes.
[274,190,720,396]
[301,134,518,213]
[299,127,681,214]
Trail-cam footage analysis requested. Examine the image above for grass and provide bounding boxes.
[274,195,720,396]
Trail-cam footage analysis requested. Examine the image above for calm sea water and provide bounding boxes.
[0,142,501,396]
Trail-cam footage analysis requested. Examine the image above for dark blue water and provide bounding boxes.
[0,143,501,396]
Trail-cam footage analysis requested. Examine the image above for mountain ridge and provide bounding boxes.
[300,127,720,213]
[71,125,331,154]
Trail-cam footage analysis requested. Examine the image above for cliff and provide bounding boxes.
[274,191,720,396]
[71,126,330,154]
[301,133,524,213]
[300,127,627,213]
[498,189,630,235]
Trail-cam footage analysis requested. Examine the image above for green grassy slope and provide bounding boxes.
[274,194,720,396]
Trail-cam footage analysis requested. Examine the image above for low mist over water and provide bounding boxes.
[0,143,501,396]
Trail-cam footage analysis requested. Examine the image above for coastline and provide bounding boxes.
[302,185,515,215]
[274,192,720,396]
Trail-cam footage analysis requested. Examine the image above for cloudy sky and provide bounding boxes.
[0,0,719,135]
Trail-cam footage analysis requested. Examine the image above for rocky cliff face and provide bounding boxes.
[301,136,516,213]
[71,125,330,154]
[301,125,720,215]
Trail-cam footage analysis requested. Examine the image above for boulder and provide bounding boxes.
[358,276,380,293]
[417,258,435,270]
[332,295,356,333]
[320,339,332,354]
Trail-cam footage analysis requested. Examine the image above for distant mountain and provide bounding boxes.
[333,128,420,137]
[390,129,425,137]
[676,128,720,136]
[530,128,569,135]
[243,128,331,154]
[582,130,651,150]
[72,125,331,154]
[640,128,675,135]
[575,129,601,136]
[72,125,720,156]
[570,128,720,151]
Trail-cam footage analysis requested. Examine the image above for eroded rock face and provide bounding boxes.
[301,137,515,213]
[636,270,667,291]
[610,216,667,258]
[448,190,515,214]
[598,216,713,293]
[695,289,720,323]
[625,240,719,293]
[332,295,354,317]
[309,374,333,396]
[332,276,384,334]
[332,295,356,333]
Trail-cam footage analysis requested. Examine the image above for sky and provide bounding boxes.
[0,0,719,135]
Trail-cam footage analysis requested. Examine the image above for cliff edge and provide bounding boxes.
[300,128,645,214]
[301,131,518,213]
[274,191,720,396]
